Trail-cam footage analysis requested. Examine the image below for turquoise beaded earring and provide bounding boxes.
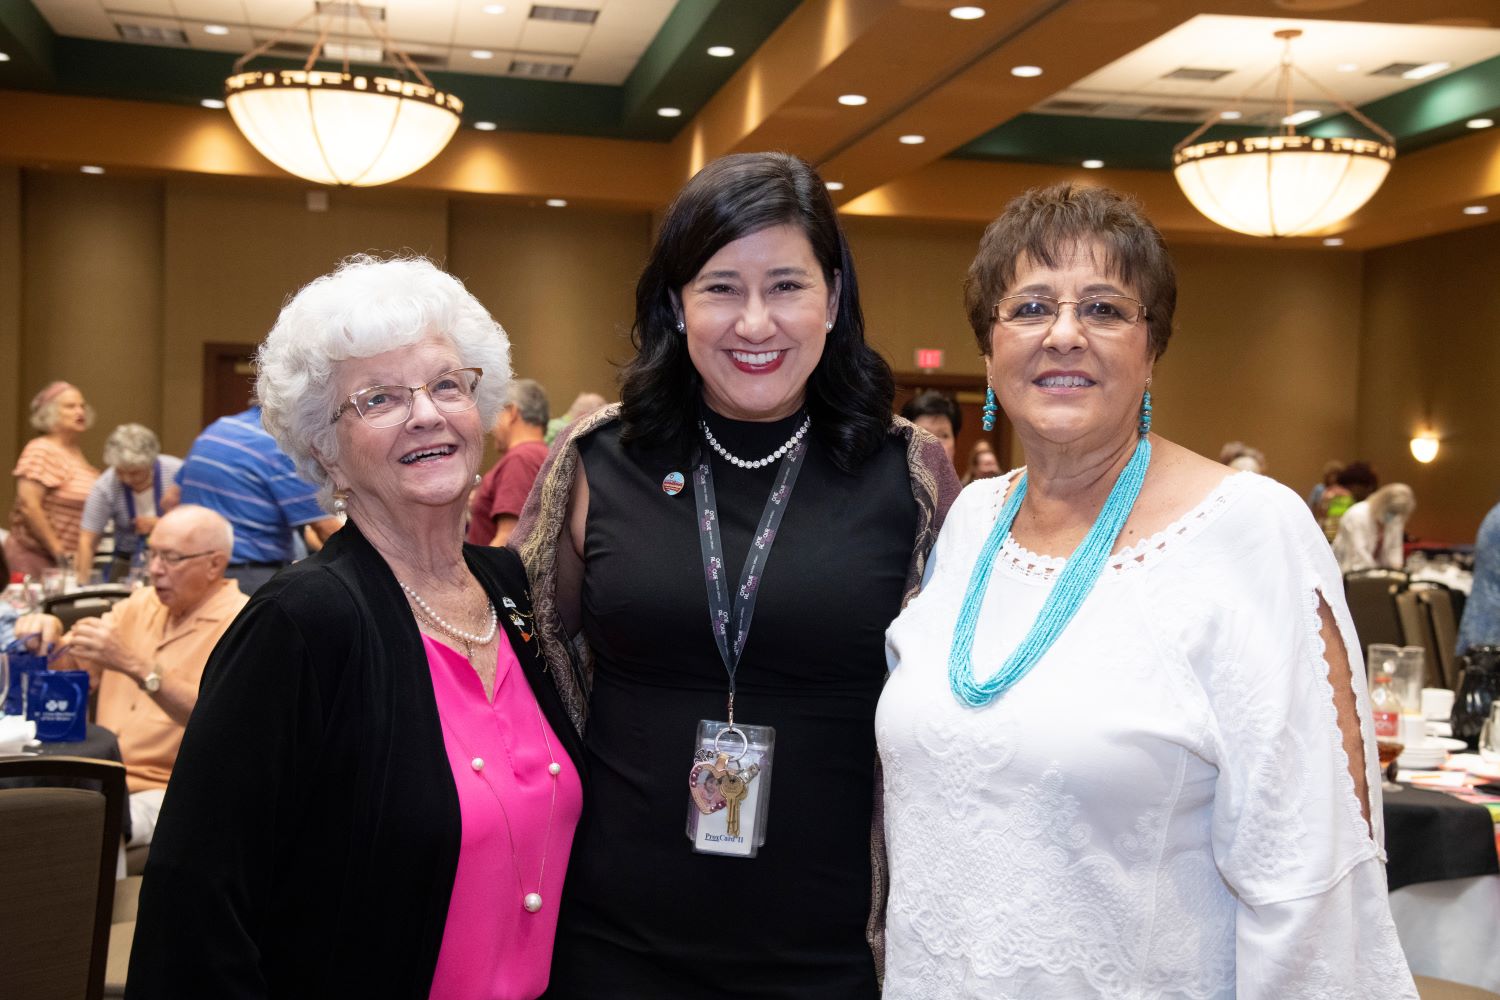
[982,385,997,432]
[1138,379,1152,436]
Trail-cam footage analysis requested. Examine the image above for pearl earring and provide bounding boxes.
[473,472,483,487]
[331,489,350,514]
[676,320,685,334]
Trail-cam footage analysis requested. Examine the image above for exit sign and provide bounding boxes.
[915,348,944,370]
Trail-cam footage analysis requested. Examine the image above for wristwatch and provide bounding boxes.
[142,668,162,693]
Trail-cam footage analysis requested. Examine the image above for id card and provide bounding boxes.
[685,719,775,858]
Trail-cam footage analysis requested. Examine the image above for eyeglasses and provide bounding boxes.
[330,368,484,428]
[993,294,1147,335]
[144,548,215,567]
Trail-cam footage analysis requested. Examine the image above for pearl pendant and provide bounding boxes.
[548,761,561,776]
[524,892,543,913]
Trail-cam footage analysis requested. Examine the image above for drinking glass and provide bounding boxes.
[1393,647,1426,713]
[1376,740,1404,793]
[40,568,64,599]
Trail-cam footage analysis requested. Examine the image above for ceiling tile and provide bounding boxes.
[31,0,117,40]
[517,19,594,57]
[451,4,527,50]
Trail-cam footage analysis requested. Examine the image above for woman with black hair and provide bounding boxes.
[514,151,959,997]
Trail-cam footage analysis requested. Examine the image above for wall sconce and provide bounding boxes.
[1409,432,1439,464]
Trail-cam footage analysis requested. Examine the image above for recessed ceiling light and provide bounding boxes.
[1282,109,1321,127]
[474,121,498,131]
[471,49,494,60]
[1462,205,1489,215]
[898,134,926,145]
[1336,63,1359,73]
[0,52,10,62]
[1219,110,1243,120]
[825,181,845,191]
[838,94,867,106]
[1402,61,1450,81]
[200,98,226,109]
[1082,159,1104,169]
[1011,65,1043,78]
[1322,237,1344,246]
[203,24,229,36]
[707,45,735,58]
[482,3,506,13]
[80,165,105,175]
[1467,118,1494,129]
[949,6,986,19]
[546,198,568,208]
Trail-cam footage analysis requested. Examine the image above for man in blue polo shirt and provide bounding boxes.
[178,406,341,595]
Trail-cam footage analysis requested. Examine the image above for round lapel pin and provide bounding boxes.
[661,471,685,496]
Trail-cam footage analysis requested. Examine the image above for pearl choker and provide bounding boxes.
[399,581,498,656]
[700,415,811,469]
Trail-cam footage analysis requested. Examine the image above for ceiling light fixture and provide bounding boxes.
[1336,63,1358,73]
[1172,29,1394,238]
[1467,118,1494,129]
[899,134,926,144]
[949,6,986,19]
[80,166,105,175]
[482,4,506,13]
[1218,110,1242,120]
[201,98,226,109]
[1281,109,1321,127]
[223,4,462,187]
[204,24,230,36]
[1409,432,1439,464]
[1402,62,1450,81]
[0,52,11,62]
[1322,237,1344,246]
[825,181,845,191]
[707,46,735,58]
[471,49,494,60]
[546,198,567,208]
[838,94,868,106]
[657,107,682,118]
[474,121,497,130]
[1082,159,1104,169]
[1462,205,1489,215]
[1010,65,1043,78]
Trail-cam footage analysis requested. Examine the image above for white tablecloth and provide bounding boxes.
[1390,874,1500,992]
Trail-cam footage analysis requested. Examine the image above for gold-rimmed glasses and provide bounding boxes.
[330,367,483,428]
[143,548,216,567]
[993,294,1146,335]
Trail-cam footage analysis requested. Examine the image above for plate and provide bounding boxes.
[1396,748,1448,770]
[1429,737,1467,752]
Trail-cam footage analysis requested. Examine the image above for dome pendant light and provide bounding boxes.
[1172,29,1395,238]
[225,4,463,187]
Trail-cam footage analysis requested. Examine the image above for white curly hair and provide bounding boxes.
[255,254,512,510]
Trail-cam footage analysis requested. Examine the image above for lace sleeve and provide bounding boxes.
[1204,482,1415,996]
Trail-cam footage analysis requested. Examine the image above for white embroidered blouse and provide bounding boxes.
[878,470,1417,1000]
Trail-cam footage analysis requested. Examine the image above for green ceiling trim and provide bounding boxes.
[620,0,801,135]
[0,0,57,87]
[950,114,1270,171]
[1307,54,1500,154]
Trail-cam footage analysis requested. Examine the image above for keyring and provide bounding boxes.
[713,725,748,763]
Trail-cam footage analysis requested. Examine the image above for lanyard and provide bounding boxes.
[692,437,808,723]
[121,459,163,540]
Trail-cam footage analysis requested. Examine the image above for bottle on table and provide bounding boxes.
[1371,672,1404,740]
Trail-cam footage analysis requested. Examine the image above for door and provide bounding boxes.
[893,372,1009,479]
[202,343,258,427]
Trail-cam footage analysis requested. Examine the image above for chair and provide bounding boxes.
[1344,569,1408,653]
[42,587,133,630]
[1396,589,1441,687]
[1416,585,1462,689]
[1414,975,1500,999]
[0,755,126,1000]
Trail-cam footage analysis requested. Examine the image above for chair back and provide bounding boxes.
[1394,589,1440,686]
[1415,585,1461,689]
[42,588,133,630]
[1344,570,1408,652]
[0,755,126,1000]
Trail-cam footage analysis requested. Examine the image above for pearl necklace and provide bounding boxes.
[399,581,498,657]
[700,415,811,469]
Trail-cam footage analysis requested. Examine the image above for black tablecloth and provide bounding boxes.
[1384,786,1500,890]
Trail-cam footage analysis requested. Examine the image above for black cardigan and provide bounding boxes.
[125,521,585,999]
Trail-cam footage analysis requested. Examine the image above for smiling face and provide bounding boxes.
[985,244,1153,453]
[322,334,484,529]
[679,223,839,423]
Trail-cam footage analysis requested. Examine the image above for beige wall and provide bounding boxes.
[1361,223,1500,542]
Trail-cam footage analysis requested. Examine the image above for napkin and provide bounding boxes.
[0,714,37,753]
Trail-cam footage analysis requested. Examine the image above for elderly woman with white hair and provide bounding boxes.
[76,423,183,582]
[1333,482,1416,573]
[5,381,99,577]
[127,256,585,1000]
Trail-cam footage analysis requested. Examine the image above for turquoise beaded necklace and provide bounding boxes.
[948,432,1151,707]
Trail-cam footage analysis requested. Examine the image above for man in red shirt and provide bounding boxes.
[467,378,550,546]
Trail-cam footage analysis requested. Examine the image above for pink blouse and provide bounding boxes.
[424,633,582,1000]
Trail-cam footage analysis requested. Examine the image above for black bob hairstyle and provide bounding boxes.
[618,151,894,473]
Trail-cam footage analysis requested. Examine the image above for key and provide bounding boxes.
[720,770,747,838]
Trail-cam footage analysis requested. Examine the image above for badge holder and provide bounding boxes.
[686,719,775,858]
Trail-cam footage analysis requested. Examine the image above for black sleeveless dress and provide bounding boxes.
[543,408,917,999]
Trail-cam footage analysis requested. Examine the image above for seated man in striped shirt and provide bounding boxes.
[178,406,341,595]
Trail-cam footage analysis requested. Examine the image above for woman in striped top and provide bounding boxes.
[5,381,100,578]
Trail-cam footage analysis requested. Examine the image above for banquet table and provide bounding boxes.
[1384,783,1500,992]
